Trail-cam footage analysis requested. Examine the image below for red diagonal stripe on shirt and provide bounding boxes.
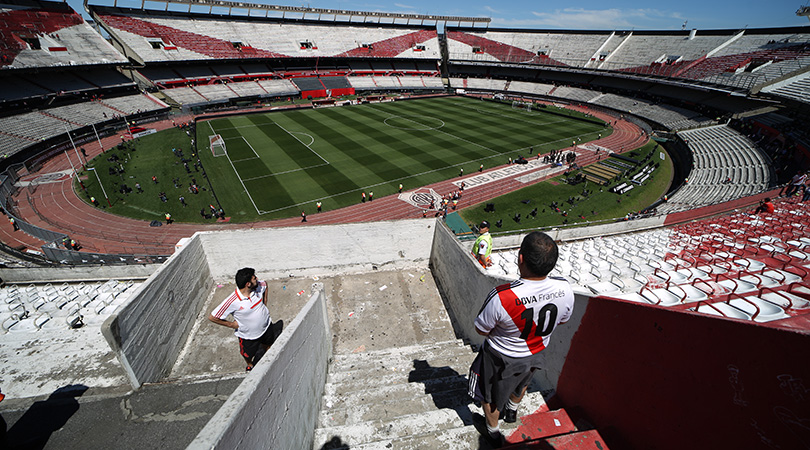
[498,288,546,354]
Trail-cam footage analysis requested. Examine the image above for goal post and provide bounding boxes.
[210,134,226,157]
[511,101,531,112]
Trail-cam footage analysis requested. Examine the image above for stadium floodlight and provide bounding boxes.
[798,6,810,20]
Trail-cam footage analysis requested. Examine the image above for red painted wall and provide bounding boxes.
[556,297,810,450]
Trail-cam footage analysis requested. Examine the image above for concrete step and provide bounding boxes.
[328,339,471,373]
[333,425,484,450]
[314,405,471,449]
[319,381,469,427]
[313,390,549,449]
[325,354,475,395]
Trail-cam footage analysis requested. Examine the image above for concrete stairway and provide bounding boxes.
[312,339,607,449]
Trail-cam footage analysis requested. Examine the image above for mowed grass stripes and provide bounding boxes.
[197,96,609,221]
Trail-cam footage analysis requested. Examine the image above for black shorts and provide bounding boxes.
[468,340,543,412]
[238,320,282,363]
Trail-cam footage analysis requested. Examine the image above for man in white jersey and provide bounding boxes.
[468,231,574,447]
[208,267,280,372]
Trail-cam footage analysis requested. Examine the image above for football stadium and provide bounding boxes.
[0,0,809,448]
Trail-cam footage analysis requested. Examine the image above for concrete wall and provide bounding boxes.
[557,296,810,450]
[188,283,331,450]
[102,235,213,387]
[488,215,666,249]
[429,221,587,393]
[0,264,158,283]
[199,219,435,280]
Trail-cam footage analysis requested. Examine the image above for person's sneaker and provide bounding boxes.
[246,365,253,372]
[502,407,518,423]
[472,413,505,448]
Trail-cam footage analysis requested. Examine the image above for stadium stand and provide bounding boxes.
[657,125,771,213]
[760,71,810,103]
[92,7,440,63]
[446,29,608,66]
[488,198,809,324]
[0,0,127,68]
[0,279,139,333]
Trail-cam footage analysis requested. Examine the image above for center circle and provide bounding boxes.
[383,115,445,131]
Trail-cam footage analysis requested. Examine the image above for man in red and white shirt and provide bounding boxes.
[208,267,279,371]
[469,232,574,447]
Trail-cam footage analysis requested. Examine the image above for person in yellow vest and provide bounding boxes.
[399,184,403,194]
[165,213,173,224]
[316,201,322,212]
[472,221,493,267]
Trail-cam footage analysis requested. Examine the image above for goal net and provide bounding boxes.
[512,101,531,112]
[210,134,226,157]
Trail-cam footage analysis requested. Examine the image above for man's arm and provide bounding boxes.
[208,314,238,330]
[476,326,489,336]
[261,281,268,305]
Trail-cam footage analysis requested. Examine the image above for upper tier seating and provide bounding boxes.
[446,30,606,66]
[445,27,810,93]
[605,34,730,71]
[659,125,770,213]
[1,1,126,68]
[94,9,440,63]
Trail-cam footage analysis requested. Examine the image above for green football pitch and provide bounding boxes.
[197,96,609,221]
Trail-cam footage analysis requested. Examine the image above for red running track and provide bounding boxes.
[0,106,646,257]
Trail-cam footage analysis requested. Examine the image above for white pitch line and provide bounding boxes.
[242,136,260,159]
[242,162,330,182]
[274,122,329,165]
[208,121,262,215]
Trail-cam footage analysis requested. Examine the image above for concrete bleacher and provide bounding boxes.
[463,77,508,92]
[508,80,555,96]
[349,75,443,91]
[762,71,810,103]
[161,86,208,106]
[100,93,167,115]
[549,86,602,102]
[605,33,731,71]
[0,279,140,334]
[0,93,167,157]
[94,8,440,63]
[162,79,299,106]
[658,125,770,213]
[1,0,127,69]
[446,29,607,66]
[257,79,299,97]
